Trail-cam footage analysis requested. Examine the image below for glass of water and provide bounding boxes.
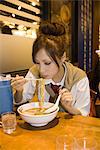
[56,134,74,150]
[73,137,97,150]
[1,112,17,134]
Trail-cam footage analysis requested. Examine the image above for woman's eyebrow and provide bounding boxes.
[44,59,52,62]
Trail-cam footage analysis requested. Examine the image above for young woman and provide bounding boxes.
[12,22,90,116]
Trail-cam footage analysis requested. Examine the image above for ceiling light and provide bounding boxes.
[32,2,36,6]
[12,14,15,17]
[32,22,37,25]
[36,12,40,14]
[18,6,21,10]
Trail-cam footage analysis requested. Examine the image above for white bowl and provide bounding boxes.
[17,102,59,127]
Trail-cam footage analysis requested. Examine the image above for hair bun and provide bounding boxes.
[39,22,65,36]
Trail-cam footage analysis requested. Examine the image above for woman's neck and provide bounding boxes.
[52,64,65,83]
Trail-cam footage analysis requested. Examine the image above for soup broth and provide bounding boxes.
[22,107,47,115]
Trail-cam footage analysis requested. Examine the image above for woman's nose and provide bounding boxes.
[39,65,45,74]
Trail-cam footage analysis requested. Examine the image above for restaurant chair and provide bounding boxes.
[89,89,98,117]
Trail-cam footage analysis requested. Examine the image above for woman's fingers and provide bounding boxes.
[59,88,73,102]
[61,94,72,101]
[11,75,26,91]
[59,88,69,94]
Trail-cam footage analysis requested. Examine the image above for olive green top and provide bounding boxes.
[29,61,86,91]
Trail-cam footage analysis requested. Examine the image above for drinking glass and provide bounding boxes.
[56,134,74,150]
[73,137,97,150]
[1,112,17,134]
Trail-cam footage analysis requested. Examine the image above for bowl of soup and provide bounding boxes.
[17,102,59,127]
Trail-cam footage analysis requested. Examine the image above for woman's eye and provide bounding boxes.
[45,62,51,65]
[35,62,39,64]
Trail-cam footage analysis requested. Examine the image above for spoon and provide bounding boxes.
[44,94,61,114]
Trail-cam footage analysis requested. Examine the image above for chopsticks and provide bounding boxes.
[10,77,43,86]
[25,78,43,81]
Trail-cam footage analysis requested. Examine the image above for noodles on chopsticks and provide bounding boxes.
[38,78,45,110]
[34,78,45,111]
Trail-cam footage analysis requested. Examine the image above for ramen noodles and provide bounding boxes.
[35,78,45,109]
[38,78,45,108]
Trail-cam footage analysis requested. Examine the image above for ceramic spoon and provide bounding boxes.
[44,94,61,114]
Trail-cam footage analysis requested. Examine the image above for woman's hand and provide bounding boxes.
[59,88,73,107]
[59,88,81,115]
[11,75,26,92]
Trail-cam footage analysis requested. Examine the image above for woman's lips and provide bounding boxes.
[40,75,49,79]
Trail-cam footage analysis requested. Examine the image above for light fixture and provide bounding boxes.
[32,22,37,25]
[12,14,15,17]
[95,50,100,58]
[36,12,40,14]
[31,2,36,6]
[18,6,21,10]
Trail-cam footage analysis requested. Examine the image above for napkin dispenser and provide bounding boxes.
[0,76,13,114]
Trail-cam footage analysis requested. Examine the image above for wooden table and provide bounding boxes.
[0,112,100,150]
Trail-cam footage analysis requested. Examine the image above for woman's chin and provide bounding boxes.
[41,76,50,79]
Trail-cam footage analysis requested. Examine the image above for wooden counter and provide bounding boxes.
[0,112,100,150]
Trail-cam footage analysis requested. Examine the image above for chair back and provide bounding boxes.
[89,89,97,117]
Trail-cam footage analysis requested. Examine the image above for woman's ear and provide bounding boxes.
[61,52,67,63]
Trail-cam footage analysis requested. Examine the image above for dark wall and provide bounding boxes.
[93,1,100,68]
[71,1,78,64]
[40,0,51,21]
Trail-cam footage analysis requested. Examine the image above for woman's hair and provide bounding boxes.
[32,21,67,67]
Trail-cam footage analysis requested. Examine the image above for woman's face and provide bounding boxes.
[35,48,62,80]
